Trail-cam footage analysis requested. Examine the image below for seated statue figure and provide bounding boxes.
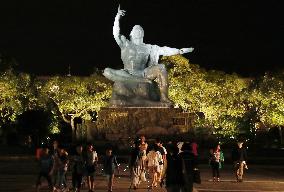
[103,6,194,107]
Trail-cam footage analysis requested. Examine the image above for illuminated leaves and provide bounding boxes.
[2,58,284,140]
[163,55,250,137]
[0,71,27,125]
[38,75,112,121]
[249,73,284,127]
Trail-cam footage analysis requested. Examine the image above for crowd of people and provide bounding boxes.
[35,137,248,192]
[129,136,199,192]
[36,141,119,192]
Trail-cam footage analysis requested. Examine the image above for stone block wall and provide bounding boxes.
[94,107,196,140]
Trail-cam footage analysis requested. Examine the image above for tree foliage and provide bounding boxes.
[2,55,284,141]
[248,73,284,127]
[162,55,251,137]
[0,71,23,127]
[38,74,112,128]
[0,70,112,139]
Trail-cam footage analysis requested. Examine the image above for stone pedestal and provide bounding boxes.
[94,107,197,140]
[109,81,172,107]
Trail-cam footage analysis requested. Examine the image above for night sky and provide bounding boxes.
[0,0,283,77]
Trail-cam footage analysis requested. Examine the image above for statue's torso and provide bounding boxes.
[121,41,150,76]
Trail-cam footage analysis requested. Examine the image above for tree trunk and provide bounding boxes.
[71,116,76,143]
[279,126,283,145]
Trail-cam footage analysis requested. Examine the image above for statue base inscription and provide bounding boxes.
[94,107,196,140]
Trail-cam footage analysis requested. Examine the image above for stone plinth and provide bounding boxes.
[94,107,196,140]
[109,81,172,107]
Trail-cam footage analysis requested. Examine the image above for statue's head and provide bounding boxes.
[130,25,144,44]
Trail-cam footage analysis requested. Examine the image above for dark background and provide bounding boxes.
[0,0,283,77]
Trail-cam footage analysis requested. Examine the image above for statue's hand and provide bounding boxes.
[117,5,126,17]
[179,47,194,54]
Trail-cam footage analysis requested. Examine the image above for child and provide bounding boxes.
[36,147,54,192]
[103,147,119,192]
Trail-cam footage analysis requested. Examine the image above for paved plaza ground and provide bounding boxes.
[0,156,284,192]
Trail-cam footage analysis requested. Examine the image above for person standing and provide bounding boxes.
[178,142,198,192]
[165,143,180,192]
[139,135,148,158]
[209,144,224,182]
[232,140,248,182]
[72,144,85,192]
[191,139,198,157]
[55,147,69,191]
[50,140,60,187]
[85,143,98,192]
[103,147,120,192]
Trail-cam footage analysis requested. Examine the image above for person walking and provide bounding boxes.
[138,135,148,182]
[159,141,167,185]
[209,144,224,182]
[129,139,144,190]
[35,147,54,192]
[232,140,248,182]
[85,143,98,192]
[154,138,166,184]
[146,145,162,189]
[103,147,120,192]
[55,147,69,191]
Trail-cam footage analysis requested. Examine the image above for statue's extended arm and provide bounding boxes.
[159,46,194,56]
[113,5,126,47]
[103,68,152,83]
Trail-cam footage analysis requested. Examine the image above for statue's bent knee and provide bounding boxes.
[103,68,112,78]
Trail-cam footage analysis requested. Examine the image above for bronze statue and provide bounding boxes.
[103,6,194,107]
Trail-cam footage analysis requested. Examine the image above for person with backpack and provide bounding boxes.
[103,147,120,192]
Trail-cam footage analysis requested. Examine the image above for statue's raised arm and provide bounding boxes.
[113,5,126,48]
[149,45,194,66]
[159,46,194,56]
